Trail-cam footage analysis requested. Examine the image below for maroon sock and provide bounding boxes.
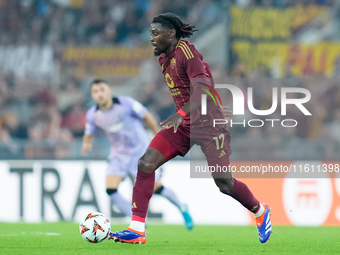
[131,170,155,219]
[230,178,260,212]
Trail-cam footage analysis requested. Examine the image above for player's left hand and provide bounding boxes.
[160,114,183,133]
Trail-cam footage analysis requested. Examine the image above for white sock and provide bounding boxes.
[128,220,145,232]
[254,203,265,218]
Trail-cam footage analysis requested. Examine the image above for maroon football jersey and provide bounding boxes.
[158,40,225,127]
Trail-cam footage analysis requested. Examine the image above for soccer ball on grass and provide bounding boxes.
[79,212,111,243]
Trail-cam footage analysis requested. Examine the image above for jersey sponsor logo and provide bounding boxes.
[165,73,174,88]
[178,41,194,60]
[170,87,181,96]
[101,122,124,132]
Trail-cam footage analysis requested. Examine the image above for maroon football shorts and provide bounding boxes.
[149,124,232,165]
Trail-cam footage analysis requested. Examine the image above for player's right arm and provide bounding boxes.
[81,134,94,155]
[81,106,98,156]
[144,110,160,135]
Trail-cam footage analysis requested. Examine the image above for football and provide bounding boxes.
[79,212,111,243]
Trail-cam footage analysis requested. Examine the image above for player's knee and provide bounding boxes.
[154,185,164,194]
[216,180,234,195]
[106,188,117,196]
[138,157,157,173]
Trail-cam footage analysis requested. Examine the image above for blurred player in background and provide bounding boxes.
[81,79,193,230]
[110,13,272,244]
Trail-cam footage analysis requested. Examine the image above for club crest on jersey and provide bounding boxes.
[171,58,176,69]
[165,73,174,88]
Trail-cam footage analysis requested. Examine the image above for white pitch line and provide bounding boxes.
[0,232,61,236]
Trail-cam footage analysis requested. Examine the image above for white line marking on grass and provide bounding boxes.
[1,232,61,236]
[45,232,61,236]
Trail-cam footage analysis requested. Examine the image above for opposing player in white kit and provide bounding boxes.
[81,79,193,230]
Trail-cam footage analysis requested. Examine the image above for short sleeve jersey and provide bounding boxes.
[85,96,148,156]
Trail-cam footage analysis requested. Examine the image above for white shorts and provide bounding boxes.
[107,151,161,182]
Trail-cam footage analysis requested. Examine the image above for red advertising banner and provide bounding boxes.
[231,162,340,226]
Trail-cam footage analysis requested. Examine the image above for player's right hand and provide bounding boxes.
[81,142,92,156]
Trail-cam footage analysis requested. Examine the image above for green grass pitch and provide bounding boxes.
[0,223,339,255]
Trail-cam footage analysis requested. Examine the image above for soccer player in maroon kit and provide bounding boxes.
[110,13,272,244]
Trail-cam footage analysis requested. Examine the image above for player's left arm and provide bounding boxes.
[144,110,160,135]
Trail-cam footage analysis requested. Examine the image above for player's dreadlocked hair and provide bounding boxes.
[152,13,197,39]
